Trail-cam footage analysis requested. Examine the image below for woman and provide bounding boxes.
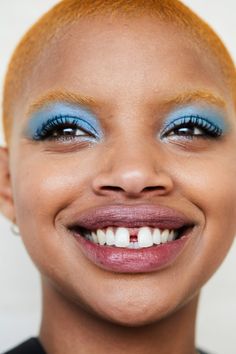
[0,1,235,353]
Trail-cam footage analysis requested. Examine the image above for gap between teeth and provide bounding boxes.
[83,227,179,248]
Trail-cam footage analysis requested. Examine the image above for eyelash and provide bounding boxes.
[161,115,223,139]
[33,115,98,141]
[32,114,223,143]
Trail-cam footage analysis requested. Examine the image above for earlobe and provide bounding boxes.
[0,146,15,222]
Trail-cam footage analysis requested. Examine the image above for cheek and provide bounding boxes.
[11,154,93,249]
[10,153,97,289]
[172,144,236,215]
[174,152,236,273]
[179,156,236,224]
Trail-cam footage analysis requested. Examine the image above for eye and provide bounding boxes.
[161,115,223,139]
[33,115,98,142]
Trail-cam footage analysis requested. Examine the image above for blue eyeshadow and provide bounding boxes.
[25,102,103,139]
[163,105,228,132]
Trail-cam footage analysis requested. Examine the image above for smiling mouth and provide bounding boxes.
[65,204,195,272]
[68,224,192,249]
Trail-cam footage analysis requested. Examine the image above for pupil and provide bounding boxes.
[63,128,74,135]
[176,127,194,135]
[52,128,75,137]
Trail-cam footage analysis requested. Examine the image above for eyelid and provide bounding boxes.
[25,102,102,139]
[164,114,218,125]
[31,115,100,142]
[160,114,223,139]
[162,115,221,132]
[161,105,227,130]
[39,115,99,135]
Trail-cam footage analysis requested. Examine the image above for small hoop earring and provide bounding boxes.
[10,222,20,236]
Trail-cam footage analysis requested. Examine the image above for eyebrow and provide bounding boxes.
[27,90,97,116]
[162,90,226,109]
[27,89,226,117]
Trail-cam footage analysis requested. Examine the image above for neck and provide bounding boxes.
[40,278,199,354]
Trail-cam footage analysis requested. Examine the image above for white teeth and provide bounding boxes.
[153,228,161,245]
[87,226,179,248]
[137,227,153,248]
[91,231,98,244]
[105,227,115,246]
[128,242,140,249]
[97,229,106,245]
[168,230,175,242]
[161,229,169,244]
[115,227,130,247]
[128,242,138,249]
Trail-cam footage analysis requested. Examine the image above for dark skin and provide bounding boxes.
[0,16,236,354]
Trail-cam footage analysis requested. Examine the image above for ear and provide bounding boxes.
[0,146,15,222]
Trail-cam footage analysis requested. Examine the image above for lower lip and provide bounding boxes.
[73,233,190,273]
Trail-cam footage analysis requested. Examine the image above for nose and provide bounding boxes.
[92,141,174,199]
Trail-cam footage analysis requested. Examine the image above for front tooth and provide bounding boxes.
[153,228,161,245]
[115,227,130,247]
[161,229,169,243]
[168,230,175,242]
[97,229,106,245]
[137,227,153,248]
[105,227,115,246]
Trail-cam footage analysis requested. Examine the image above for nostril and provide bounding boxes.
[100,186,124,192]
[99,185,165,195]
[143,186,165,192]
[93,169,174,196]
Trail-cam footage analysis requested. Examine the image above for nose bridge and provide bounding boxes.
[110,106,157,168]
[111,134,157,174]
[92,127,174,196]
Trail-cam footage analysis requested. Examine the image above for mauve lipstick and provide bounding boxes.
[67,204,194,273]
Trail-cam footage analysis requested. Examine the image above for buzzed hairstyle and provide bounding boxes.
[2,0,236,144]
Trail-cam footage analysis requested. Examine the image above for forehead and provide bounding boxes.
[22,16,230,111]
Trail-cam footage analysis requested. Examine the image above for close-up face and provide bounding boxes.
[7,15,236,326]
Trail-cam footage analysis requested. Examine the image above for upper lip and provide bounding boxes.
[67,204,194,231]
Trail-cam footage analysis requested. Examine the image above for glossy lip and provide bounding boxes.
[67,204,193,230]
[67,204,195,273]
[74,233,191,273]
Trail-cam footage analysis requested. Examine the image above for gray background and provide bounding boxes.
[0,1,235,353]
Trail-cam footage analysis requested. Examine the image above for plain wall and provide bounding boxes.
[0,1,235,353]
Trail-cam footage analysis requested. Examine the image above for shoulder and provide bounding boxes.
[3,338,46,354]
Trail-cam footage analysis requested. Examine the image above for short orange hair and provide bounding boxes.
[2,0,236,144]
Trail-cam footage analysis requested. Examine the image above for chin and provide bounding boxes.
[102,310,163,328]
[87,294,178,328]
